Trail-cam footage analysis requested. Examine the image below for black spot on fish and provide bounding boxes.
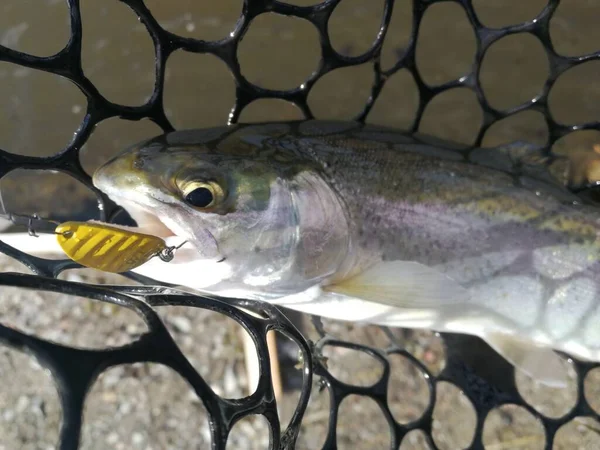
[133,158,145,169]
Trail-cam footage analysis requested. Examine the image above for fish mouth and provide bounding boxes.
[106,197,223,262]
[108,198,192,249]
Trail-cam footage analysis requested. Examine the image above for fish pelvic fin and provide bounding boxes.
[323,260,469,309]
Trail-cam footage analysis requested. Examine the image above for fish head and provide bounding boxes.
[92,128,350,296]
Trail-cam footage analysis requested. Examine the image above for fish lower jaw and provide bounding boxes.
[142,216,204,258]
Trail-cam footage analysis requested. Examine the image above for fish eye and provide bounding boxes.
[180,181,224,209]
[185,186,213,207]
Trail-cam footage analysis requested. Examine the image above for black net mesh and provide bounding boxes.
[0,0,599,449]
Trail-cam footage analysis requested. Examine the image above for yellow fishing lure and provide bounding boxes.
[0,211,182,273]
[55,221,175,273]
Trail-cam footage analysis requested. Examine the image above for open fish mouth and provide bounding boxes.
[105,197,225,263]
[118,203,176,238]
[106,198,193,251]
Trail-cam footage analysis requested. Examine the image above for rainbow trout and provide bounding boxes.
[91,120,600,386]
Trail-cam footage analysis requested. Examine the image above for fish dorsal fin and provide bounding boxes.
[470,141,584,203]
[469,141,564,187]
[324,260,469,309]
[484,332,570,388]
[469,141,550,173]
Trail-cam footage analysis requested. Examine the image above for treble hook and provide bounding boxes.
[1,212,61,237]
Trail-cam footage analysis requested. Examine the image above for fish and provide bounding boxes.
[4,120,600,386]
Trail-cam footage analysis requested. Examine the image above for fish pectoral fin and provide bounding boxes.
[323,260,469,309]
[484,332,569,388]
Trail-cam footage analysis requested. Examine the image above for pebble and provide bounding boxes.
[166,418,178,429]
[170,316,192,334]
[224,365,238,397]
[102,370,121,387]
[16,395,30,412]
[119,402,132,415]
[102,304,114,316]
[126,323,140,334]
[182,335,194,347]
[3,410,15,421]
[106,432,119,445]
[132,432,144,445]
[102,392,118,403]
